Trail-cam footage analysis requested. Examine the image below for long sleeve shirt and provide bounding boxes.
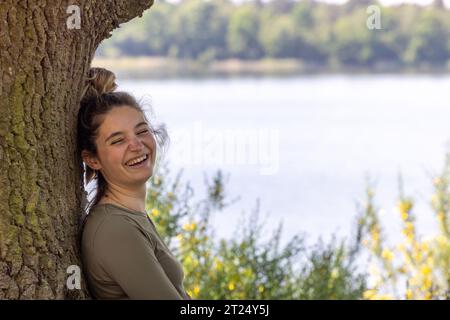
[81,202,191,300]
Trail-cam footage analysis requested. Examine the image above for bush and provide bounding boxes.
[359,156,450,300]
[145,163,367,299]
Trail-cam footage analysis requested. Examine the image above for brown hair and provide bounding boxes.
[77,67,169,212]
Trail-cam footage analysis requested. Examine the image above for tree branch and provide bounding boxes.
[91,0,154,44]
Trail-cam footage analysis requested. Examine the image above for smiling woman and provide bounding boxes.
[76,67,191,300]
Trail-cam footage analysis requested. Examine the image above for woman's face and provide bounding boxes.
[90,106,157,189]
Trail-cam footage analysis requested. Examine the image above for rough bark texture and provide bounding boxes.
[0,0,153,299]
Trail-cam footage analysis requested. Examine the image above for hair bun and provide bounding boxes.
[83,67,117,98]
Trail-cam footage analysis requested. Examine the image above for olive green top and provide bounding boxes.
[81,203,191,300]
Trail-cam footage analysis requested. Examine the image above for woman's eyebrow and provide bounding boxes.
[105,121,148,143]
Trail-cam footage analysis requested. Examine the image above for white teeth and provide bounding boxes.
[126,154,147,166]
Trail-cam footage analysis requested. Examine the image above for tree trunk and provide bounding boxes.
[0,0,153,299]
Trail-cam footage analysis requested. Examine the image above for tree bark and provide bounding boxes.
[0,0,153,299]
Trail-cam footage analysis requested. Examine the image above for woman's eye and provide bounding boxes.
[110,130,148,145]
[111,139,123,145]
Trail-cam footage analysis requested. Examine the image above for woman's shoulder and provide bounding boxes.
[82,204,151,251]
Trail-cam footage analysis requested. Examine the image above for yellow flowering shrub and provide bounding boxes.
[360,157,450,299]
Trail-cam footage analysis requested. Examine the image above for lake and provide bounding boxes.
[120,75,450,246]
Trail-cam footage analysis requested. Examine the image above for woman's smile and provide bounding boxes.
[125,153,150,169]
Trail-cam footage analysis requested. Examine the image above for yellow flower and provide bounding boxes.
[421,278,432,292]
[228,282,235,291]
[182,222,197,232]
[381,249,394,262]
[402,222,415,242]
[370,228,380,244]
[376,294,393,300]
[193,285,200,296]
[420,242,429,252]
[151,208,159,217]
[398,200,412,215]
[363,289,377,300]
[214,258,223,271]
[184,255,193,266]
[400,211,409,221]
[405,222,414,233]
[420,265,431,277]
[258,285,265,293]
[331,268,339,279]
[406,289,413,300]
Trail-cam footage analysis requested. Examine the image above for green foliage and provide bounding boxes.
[145,163,367,299]
[170,0,230,59]
[296,238,366,299]
[227,4,264,59]
[404,9,450,66]
[97,0,450,70]
[332,10,374,66]
[260,15,304,59]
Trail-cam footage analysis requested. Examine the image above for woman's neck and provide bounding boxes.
[100,184,147,214]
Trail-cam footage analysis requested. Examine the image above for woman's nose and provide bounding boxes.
[129,136,144,150]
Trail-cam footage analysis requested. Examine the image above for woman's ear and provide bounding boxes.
[81,150,102,170]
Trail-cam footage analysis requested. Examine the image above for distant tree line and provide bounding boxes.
[97,0,450,69]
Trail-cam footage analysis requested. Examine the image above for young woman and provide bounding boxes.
[77,67,191,300]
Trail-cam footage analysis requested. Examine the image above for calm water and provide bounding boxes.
[120,75,450,246]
